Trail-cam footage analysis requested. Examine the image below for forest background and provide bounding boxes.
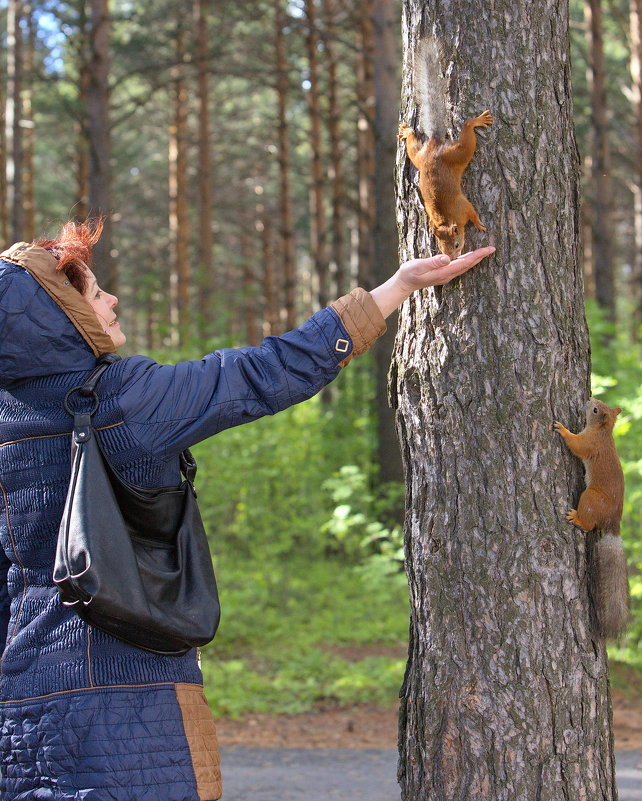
[1,0,641,717]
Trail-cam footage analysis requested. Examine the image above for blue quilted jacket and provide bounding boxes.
[0,243,385,801]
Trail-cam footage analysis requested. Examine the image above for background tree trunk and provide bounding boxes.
[168,22,191,346]
[393,2,616,800]
[630,0,642,328]
[88,0,116,292]
[356,0,376,289]
[323,0,346,296]
[305,0,329,308]
[22,2,35,242]
[195,0,214,337]
[586,0,615,322]
[0,30,8,244]
[372,0,403,485]
[76,0,90,222]
[6,0,24,243]
[275,0,297,329]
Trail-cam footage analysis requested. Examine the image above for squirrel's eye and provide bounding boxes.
[593,407,598,413]
[454,241,460,248]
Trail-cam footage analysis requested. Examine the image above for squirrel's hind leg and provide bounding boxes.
[567,489,610,532]
[398,124,425,170]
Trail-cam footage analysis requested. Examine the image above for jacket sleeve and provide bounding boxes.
[118,295,386,458]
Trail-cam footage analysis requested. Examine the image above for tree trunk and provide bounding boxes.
[305,0,329,308]
[275,0,297,329]
[168,22,191,346]
[630,0,642,328]
[22,2,35,241]
[372,0,403,485]
[6,0,24,243]
[323,0,346,296]
[586,0,615,322]
[195,0,214,337]
[356,0,376,289]
[393,3,615,800]
[88,0,116,292]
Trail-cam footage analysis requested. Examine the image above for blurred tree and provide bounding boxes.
[6,0,24,242]
[87,0,116,292]
[587,0,616,321]
[304,0,329,307]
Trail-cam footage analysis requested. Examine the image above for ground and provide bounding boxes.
[216,650,642,750]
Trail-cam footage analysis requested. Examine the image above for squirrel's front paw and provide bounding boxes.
[475,110,494,127]
[566,509,579,525]
[473,220,487,233]
[398,123,414,140]
[553,421,567,435]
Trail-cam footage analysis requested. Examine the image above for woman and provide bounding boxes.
[0,221,494,800]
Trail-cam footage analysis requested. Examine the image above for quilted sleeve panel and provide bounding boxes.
[117,307,353,458]
[0,547,9,653]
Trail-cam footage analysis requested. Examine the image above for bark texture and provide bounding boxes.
[393,2,616,800]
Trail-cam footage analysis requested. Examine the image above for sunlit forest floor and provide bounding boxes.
[212,660,642,750]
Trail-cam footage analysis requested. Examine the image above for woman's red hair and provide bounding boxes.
[35,218,104,294]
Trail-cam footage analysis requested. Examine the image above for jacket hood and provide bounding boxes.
[0,242,114,389]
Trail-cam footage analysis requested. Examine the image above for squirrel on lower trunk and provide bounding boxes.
[398,38,492,259]
[554,399,630,638]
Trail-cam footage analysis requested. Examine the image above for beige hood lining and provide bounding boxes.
[0,242,114,357]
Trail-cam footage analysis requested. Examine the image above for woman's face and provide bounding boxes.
[83,268,126,349]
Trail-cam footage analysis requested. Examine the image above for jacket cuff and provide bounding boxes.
[328,288,387,366]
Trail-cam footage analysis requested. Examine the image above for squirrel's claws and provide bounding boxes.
[475,110,494,127]
[398,123,414,140]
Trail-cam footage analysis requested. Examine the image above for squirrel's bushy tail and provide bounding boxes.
[413,37,449,141]
[593,532,630,638]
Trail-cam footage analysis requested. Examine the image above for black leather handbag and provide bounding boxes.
[53,354,220,656]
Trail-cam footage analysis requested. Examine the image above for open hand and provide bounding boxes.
[396,247,496,294]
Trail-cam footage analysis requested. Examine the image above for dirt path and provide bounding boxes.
[216,689,642,751]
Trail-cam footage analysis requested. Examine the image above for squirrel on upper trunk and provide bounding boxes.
[398,39,492,259]
[554,399,630,638]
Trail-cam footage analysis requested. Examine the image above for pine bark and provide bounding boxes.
[275,0,297,329]
[586,0,615,321]
[305,0,329,308]
[88,0,116,292]
[393,2,615,800]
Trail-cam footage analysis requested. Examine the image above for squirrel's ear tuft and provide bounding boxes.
[614,407,622,416]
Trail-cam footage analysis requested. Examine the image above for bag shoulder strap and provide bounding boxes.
[80,352,122,396]
[64,352,197,484]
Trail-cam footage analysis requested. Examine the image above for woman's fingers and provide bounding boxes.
[433,246,496,284]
